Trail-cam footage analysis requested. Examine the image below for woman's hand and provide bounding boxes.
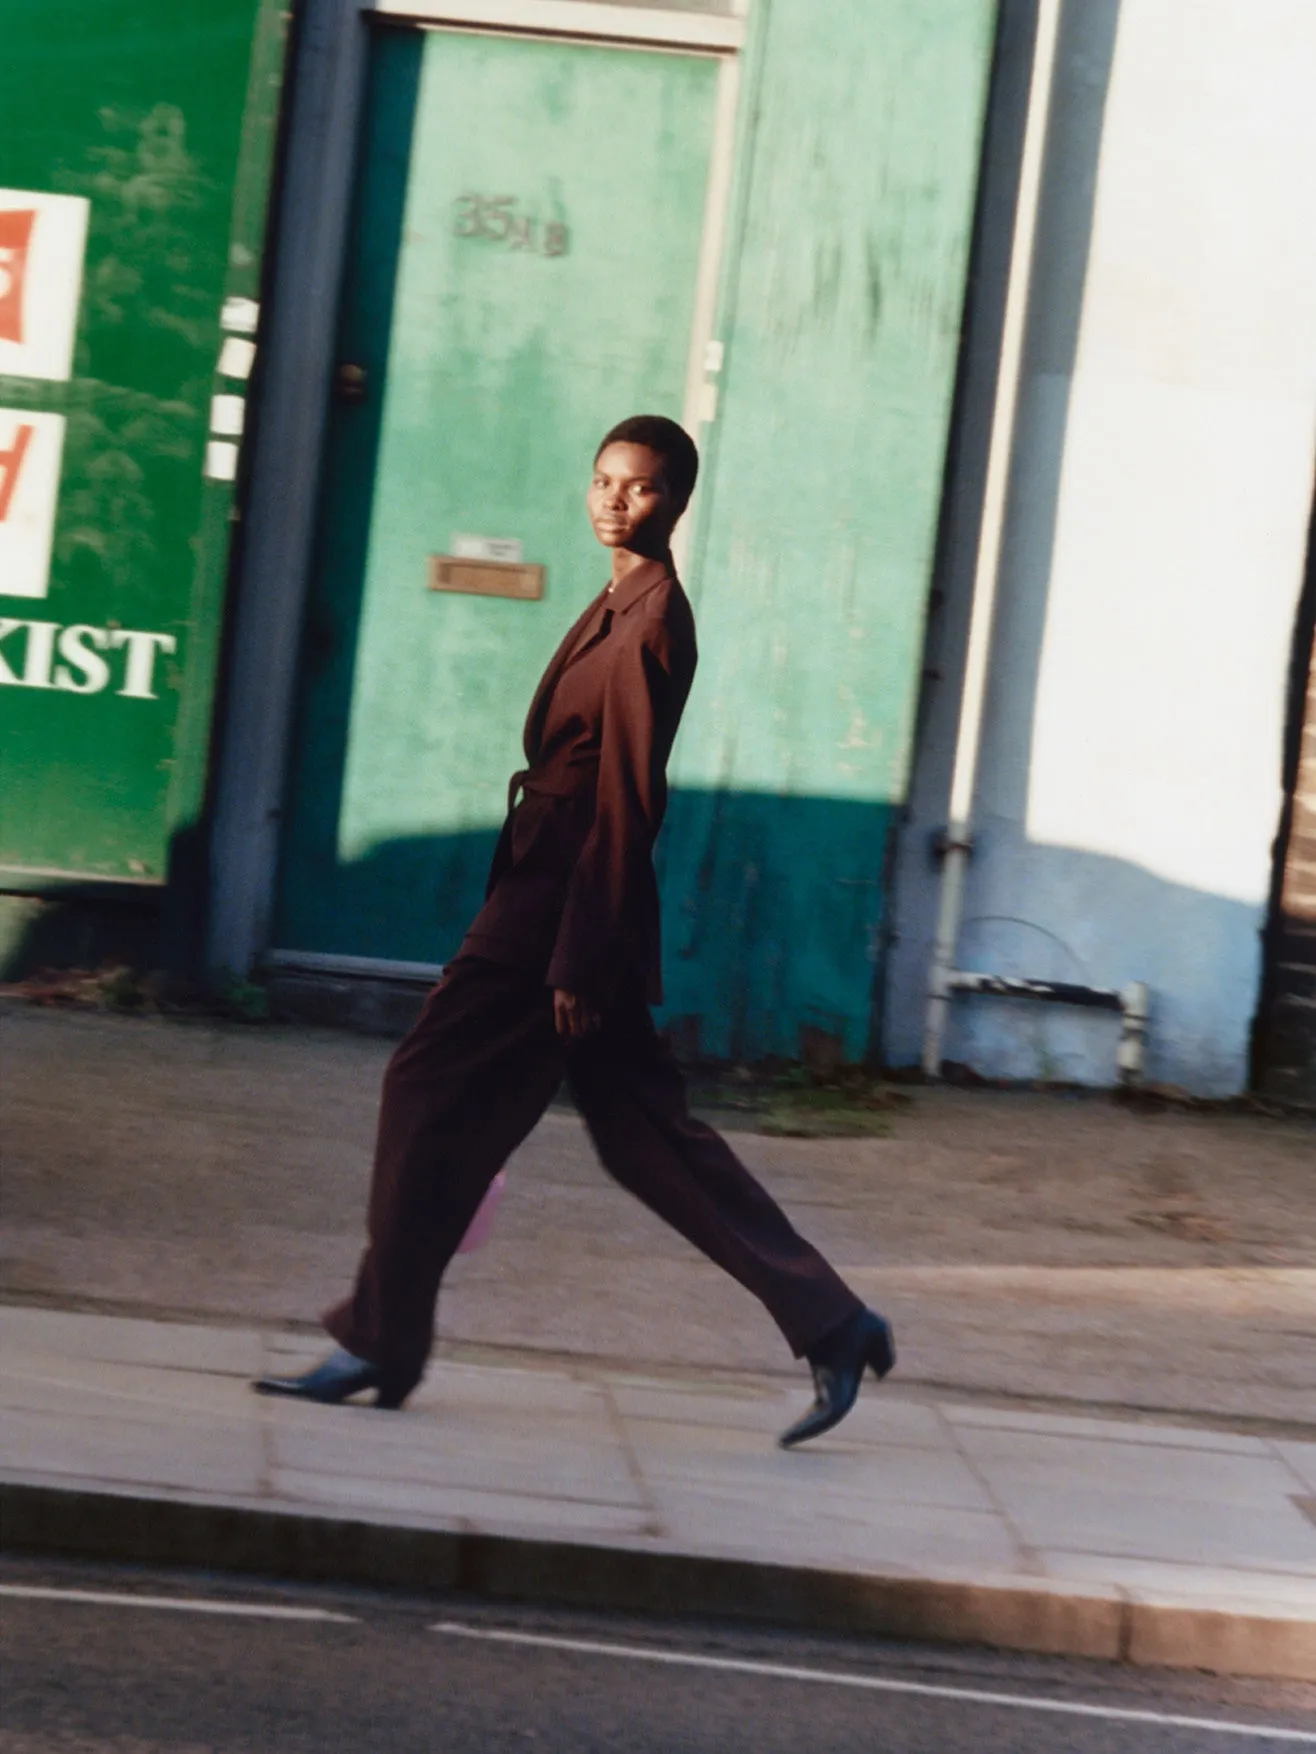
[553,988,601,1039]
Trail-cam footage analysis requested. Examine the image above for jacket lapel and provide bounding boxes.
[522,594,603,762]
[608,557,672,619]
[521,560,675,762]
[562,604,613,670]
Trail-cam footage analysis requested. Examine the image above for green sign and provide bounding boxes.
[0,0,286,884]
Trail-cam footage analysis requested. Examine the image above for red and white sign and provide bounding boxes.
[0,409,66,599]
[0,190,89,382]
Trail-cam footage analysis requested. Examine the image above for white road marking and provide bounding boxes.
[0,1585,357,1623]
[430,1622,1316,1744]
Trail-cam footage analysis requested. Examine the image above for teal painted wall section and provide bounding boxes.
[660,0,997,1060]
[275,32,720,962]
[337,35,717,866]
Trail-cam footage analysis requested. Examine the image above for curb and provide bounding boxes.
[3,1481,1313,1682]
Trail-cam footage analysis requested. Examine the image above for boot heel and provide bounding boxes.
[868,1317,896,1381]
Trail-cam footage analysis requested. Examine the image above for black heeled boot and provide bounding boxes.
[779,1307,895,1449]
[253,1347,405,1410]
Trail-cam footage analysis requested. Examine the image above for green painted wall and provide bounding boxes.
[0,0,287,909]
[660,0,997,1059]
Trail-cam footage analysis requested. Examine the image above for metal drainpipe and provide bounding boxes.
[922,0,1064,1079]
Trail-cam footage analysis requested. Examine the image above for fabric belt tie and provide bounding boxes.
[506,766,593,815]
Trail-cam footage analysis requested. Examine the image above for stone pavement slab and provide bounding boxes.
[1,1305,1313,1682]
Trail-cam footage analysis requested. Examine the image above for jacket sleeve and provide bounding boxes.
[545,610,677,1000]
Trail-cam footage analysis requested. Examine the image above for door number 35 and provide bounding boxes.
[453,195,569,258]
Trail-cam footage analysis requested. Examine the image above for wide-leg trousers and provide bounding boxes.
[324,956,862,1399]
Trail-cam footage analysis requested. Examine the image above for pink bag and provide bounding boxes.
[456,1170,507,1253]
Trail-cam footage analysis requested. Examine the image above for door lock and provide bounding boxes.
[333,362,368,404]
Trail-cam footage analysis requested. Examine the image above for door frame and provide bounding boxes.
[208,0,746,981]
[377,1,745,52]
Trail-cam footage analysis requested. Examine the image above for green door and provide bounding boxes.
[274,26,721,964]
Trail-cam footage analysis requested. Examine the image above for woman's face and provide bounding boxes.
[587,442,678,552]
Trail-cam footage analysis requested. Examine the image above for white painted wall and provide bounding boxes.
[886,0,1316,1093]
[1025,0,1316,909]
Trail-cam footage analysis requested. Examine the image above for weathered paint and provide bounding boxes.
[0,0,287,902]
[275,29,720,957]
[659,0,998,1060]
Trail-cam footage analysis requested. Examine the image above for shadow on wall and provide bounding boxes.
[658,790,897,1064]
[0,809,1262,1094]
[0,824,210,990]
[269,788,900,1066]
[0,889,164,983]
[899,829,1262,1093]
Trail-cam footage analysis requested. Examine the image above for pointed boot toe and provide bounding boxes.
[253,1347,401,1409]
[779,1308,895,1450]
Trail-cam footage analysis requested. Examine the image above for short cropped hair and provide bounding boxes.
[595,415,699,512]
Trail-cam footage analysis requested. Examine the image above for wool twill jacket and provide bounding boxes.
[459,555,696,1005]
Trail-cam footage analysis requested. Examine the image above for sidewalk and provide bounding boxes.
[2,1304,1314,1681]
[4,1002,1314,1422]
[4,1001,1315,1680]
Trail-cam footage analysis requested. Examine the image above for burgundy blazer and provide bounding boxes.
[459,556,696,1004]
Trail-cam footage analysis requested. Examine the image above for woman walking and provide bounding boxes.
[256,415,893,1447]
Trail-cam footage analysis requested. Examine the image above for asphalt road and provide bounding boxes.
[2,1559,1314,1752]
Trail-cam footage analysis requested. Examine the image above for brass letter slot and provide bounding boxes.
[428,556,545,600]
